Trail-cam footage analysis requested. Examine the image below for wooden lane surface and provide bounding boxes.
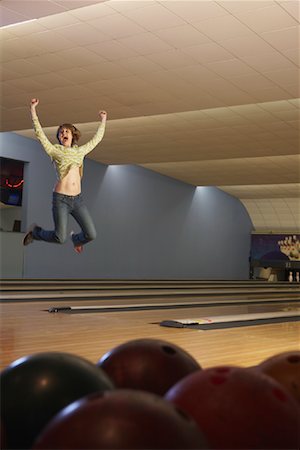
[1,295,299,371]
[1,281,299,371]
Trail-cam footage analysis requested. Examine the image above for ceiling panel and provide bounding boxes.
[234,4,298,33]
[1,0,299,231]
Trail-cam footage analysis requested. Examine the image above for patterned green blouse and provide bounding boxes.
[32,113,106,180]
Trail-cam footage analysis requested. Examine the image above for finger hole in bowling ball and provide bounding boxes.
[161,345,176,355]
[287,354,300,364]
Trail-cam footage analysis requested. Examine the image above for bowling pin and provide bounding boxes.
[288,271,293,282]
[296,272,299,283]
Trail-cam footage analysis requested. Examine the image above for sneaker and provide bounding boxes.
[23,223,37,246]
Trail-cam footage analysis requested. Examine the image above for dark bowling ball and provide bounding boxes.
[33,389,208,449]
[97,338,201,395]
[1,352,114,449]
[165,365,300,449]
[0,418,7,449]
[256,350,300,403]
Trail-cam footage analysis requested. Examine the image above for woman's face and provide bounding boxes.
[58,127,73,147]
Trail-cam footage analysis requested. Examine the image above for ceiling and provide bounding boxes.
[1,0,299,230]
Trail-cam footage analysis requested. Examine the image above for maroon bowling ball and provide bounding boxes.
[165,365,300,449]
[33,389,208,449]
[1,352,114,449]
[255,350,300,403]
[97,338,201,395]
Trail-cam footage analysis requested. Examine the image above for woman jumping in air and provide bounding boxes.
[23,98,107,254]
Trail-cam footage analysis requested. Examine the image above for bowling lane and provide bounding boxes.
[44,293,300,314]
[1,286,300,302]
[1,293,299,370]
[0,278,292,286]
[1,279,298,293]
[1,279,299,371]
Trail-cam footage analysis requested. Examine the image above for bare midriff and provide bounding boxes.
[54,166,81,196]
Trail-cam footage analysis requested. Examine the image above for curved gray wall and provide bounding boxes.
[0,132,253,279]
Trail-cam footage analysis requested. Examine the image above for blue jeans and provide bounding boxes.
[32,192,96,246]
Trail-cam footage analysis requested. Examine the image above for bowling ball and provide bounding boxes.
[0,418,7,449]
[1,352,114,449]
[165,365,300,449]
[256,350,300,403]
[97,338,201,395]
[33,389,208,449]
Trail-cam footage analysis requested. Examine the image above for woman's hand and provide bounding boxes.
[99,111,107,123]
[31,98,39,109]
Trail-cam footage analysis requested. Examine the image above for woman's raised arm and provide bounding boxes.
[79,110,107,156]
[30,98,58,157]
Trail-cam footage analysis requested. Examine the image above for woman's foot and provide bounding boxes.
[23,223,37,246]
[70,231,83,254]
[74,244,83,254]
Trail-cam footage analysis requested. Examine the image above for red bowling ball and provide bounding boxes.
[165,365,300,449]
[33,389,208,449]
[97,338,201,395]
[256,350,300,403]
